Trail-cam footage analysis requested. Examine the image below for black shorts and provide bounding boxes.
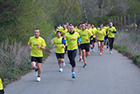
[55,53,64,59]
[81,43,90,52]
[31,56,43,63]
[0,90,4,94]
[97,40,104,42]
[93,38,96,43]
[90,38,96,44]
[105,36,108,40]
[90,40,93,44]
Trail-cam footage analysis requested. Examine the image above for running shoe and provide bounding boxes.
[83,64,87,68]
[59,68,63,72]
[101,49,104,52]
[107,46,108,49]
[36,77,41,82]
[34,71,37,77]
[99,52,102,56]
[109,51,113,54]
[62,62,66,67]
[79,58,82,61]
[92,49,95,52]
[72,73,76,78]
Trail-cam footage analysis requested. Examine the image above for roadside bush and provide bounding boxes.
[0,40,31,86]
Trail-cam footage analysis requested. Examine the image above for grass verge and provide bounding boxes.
[114,31,140,67]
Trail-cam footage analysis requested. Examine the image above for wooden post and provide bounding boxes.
[139,14,140,33]
[128,15,130,32]
[117,17,119,31]
[124,16,126,31]
[121,17,123,31]
[134,14,136,32]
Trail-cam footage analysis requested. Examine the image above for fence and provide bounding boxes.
[108,14,140,34]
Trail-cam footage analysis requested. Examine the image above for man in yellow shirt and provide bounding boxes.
[79,24,93,68]
[107,21,117,54]
[0,78,4,94]
[63,25,80,78]
[53,31,66,72]
[28,28,46,82]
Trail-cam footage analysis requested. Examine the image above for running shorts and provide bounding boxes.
[78,45,81,49]
[31,56,43,63]
[55,53,64,59]
[105,35,108,40]
[81,43,90,52]
[97,40,104,42]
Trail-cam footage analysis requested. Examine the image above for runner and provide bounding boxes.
[66,22,69,26]
[107,21,117,54]
[53,31,66,72]
[52,26,58,38]
[75,24,82,61]
[96,24,106,56]
[90,24,97,52]
[28,28,46,82]
[62,25,68,36]
[79,24,93,68]
[0,78,4,94]
[103,23,109,48]
[63,25,80,78]
[57,24,63,31]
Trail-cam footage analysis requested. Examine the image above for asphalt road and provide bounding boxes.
[5,43,140,94]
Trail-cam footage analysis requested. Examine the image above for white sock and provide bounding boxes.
[80,56,82,58]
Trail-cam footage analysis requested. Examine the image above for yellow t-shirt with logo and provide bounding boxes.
[79,29,93,44]
[0,78,3,90]
[97,29,106,41]
[65,32,80,50]
[28,36,46,57]
[107,26,116,38]
[53,37,65,53]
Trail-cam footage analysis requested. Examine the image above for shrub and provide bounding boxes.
[0,40,31,86]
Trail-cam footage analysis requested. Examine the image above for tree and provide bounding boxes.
[54,0,81,25]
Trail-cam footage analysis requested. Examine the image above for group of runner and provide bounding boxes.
[52,21,116,78]
[27,21,116,82]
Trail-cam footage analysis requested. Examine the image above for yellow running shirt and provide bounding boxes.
[61,29,68,36]
[0,78,3,90]
[28,36,46,57]
[107,26,116,38]
[65,32,80,50]
[75,28,81,33]
[97,29,106,41]
[57,26,63,31]
[53,37,65,53]
[90,27,97,40]
[79,29,93,44]
[103,26,109,35]
[52,30,57,38]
